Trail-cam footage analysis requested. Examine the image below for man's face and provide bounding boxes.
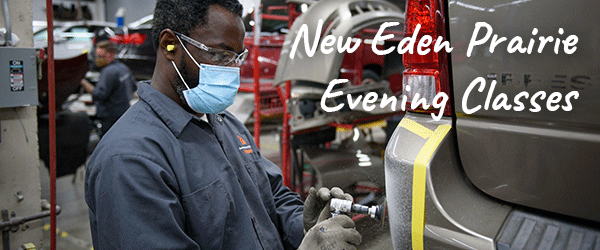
[174,4,245,95]
[95,48,113,68]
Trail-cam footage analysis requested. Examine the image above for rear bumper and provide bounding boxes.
[385,113,600,249]
[384,113,512,249]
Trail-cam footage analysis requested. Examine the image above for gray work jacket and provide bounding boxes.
[92,60,136,119]
[85,82,304,249]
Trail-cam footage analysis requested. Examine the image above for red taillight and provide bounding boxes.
[109,35,124,44]
[109,33,147,46]
[403,0,451,117]
[126,33,147,45]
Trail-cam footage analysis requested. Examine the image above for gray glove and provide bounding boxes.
[298,215,362,250]
[303,187,353,232]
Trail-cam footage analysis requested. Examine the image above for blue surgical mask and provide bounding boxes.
[171,36,240,114]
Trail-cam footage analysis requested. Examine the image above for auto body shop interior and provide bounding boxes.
[1,0,599,249]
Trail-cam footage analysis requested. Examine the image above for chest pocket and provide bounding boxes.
[231,134,267,191]
[181,178,234,249]
[244,159,275,210]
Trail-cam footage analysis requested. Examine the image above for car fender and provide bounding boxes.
[274,0,403,85]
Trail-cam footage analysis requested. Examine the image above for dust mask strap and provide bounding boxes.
[170,60,191,90]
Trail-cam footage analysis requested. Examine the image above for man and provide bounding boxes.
[80,40,137,136]
[84,0,361,249]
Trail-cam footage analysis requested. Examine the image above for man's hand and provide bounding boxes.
[303,187,353,232]
[80,78,95,94]
[298,215,362,250]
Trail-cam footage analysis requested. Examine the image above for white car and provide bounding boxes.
[33,20,117,60]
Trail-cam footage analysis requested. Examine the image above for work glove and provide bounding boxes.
[303,187,353,232]
[298,215,362,250]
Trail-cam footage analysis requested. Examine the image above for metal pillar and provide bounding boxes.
[282,80,291,188]
[252,1,262,149]
[45,0,58,249]
[280,2,298,189]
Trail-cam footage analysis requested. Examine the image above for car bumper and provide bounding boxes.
[384,112,512,249]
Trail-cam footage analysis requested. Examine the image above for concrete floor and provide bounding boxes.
[38,126,391,250]
[39,163,92,250]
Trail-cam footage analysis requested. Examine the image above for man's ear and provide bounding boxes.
[159,29,177,61]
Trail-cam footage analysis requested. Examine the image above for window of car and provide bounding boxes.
[33,27,62,41]
[61,26,94,42]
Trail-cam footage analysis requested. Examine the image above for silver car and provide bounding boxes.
[385,0,600,249]
[33,20,117,60]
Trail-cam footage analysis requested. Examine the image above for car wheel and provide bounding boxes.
[361,69,381,85]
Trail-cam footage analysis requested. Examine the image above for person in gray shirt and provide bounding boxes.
[84,0,361,249]
[81,40,137,136]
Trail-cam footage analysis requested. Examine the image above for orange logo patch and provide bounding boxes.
[238,135,253,154]
[238,135,247,145]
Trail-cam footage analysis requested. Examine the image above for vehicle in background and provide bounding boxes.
[108,15,155,81]
[37,52,93,179]
[385,0,600,249]
[33,20,117,61]
[33,21,63,49]
[275,0,404,131]
[273,0,404,205]
[33,20,52,34]
[127,14,153,29]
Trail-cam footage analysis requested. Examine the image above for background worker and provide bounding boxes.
[80,40,137,136]
[85,0,361,249]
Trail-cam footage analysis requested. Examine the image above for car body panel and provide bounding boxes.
[269,0,405,132]
[274,0,404,85]
[116,25,155,80]
[384,113,512,249]
[449,0,600,222]
[127,14,153,29]
[302,134,386,190]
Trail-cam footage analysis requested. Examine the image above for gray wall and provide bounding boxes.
[105,0,157,25]
[32,0,157,26]
[32,0,106,22]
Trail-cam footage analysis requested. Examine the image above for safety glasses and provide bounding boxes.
[173,31,248,67]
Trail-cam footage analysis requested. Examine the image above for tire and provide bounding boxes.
[361,69,381,84]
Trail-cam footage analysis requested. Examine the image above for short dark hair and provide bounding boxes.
[151,0,244,49]
[96,40,118,54]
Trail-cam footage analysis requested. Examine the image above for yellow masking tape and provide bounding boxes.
[335,119,386,133]
[399,118,434,139]
[411,124,451,250]
[22,243,36,250]
[359,119,386,130]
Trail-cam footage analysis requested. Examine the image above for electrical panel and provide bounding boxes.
[0,47,38,108]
